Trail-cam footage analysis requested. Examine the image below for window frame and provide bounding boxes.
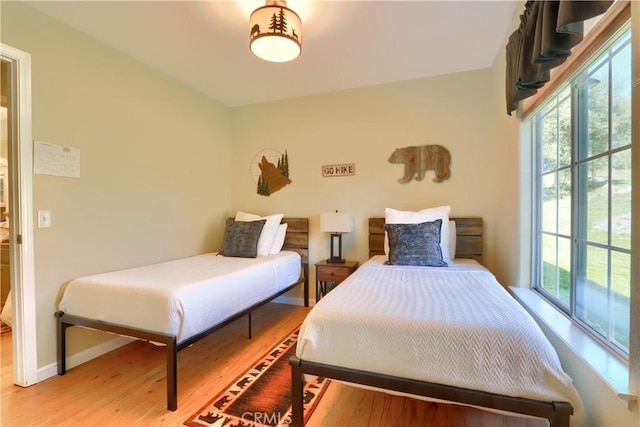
[530,24,633,358]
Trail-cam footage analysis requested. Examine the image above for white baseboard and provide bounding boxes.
[37,335,134,383]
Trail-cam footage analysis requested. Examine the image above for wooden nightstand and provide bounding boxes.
[315,260,359,302]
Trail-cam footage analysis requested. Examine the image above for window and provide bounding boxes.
[531,27,632,355]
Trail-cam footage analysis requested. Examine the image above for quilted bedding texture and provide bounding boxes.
[297,256,584,424]
[59,251,301,344]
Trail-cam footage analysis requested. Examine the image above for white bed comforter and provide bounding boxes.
[59,251,301,344]
[297,256,584,422]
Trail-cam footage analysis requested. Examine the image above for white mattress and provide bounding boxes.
[59,251,301,344]
[297,256,584,423]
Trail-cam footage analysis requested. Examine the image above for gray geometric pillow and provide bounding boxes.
[384,219,447,267]
[220,220,266,258]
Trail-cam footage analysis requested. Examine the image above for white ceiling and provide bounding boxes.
[25,0,519,107]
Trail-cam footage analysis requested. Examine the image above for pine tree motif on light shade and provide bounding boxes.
[249,0,302,62]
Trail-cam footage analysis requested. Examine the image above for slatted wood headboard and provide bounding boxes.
[280,217,309,266]
[368,217,483,264]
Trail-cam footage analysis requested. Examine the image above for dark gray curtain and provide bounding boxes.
[506,0,613,115]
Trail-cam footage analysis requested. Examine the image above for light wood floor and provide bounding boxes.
[1,303,546,426]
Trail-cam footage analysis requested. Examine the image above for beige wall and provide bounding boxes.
[1,3,234,366]
[231,68,511,292]
[487,17,525,288]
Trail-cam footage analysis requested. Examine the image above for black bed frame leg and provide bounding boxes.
[167,337,177,411]
[549,402,572,427]
[303,265,309,307]
[289,356,304,427]
[56,312,67,375]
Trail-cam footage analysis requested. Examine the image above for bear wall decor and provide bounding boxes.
[388,145,451,183]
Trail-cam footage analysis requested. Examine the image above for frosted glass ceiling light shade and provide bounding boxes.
[250,0,302,62]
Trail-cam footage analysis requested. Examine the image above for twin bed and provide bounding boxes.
[56,212,582,426]
[56,217,309,411]
[290,217,583,427]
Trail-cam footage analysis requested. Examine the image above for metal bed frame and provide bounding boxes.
[289,217,573,427]
[57,217,309,411]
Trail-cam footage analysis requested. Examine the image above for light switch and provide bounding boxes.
[38,210,52,228]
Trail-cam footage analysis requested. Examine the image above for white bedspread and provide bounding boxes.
[59,251,301,344]
[297,256,584,423]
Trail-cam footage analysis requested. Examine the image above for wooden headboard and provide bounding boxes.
[280,217,309,266]
[368,217,483,264]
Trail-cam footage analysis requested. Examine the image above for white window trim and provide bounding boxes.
[517,18,640,398]
[510,286,635,406]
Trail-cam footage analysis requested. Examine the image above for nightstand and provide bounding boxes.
[315,260,359,302]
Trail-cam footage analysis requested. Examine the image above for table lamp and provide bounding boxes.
[320,211,353,263]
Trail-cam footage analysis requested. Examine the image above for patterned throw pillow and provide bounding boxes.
[384,220,448,267]
[220,220,267,258]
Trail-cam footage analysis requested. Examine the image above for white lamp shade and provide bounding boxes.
[250,4,302,62]
[320,212,353,234]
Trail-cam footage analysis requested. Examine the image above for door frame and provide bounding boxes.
[1,44,37,386]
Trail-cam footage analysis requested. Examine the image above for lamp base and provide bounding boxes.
[328,233,346,264]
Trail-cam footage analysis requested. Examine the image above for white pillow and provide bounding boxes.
[384,206,451,262]
[270,223,288,254]
[449,220,456,260]
[235,211,283,257]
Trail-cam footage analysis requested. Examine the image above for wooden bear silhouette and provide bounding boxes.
[388,145,451,183]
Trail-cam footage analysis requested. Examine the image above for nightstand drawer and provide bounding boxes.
[315,260,359,302]
[316,266,351,282]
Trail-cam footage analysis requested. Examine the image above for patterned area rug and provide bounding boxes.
[185,326,329,427]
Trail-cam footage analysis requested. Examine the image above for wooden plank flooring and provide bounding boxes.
[1,303,546,426]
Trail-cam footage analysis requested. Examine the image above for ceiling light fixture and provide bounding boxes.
[249,0,302,62]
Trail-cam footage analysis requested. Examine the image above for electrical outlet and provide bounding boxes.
[38,210,51,228]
